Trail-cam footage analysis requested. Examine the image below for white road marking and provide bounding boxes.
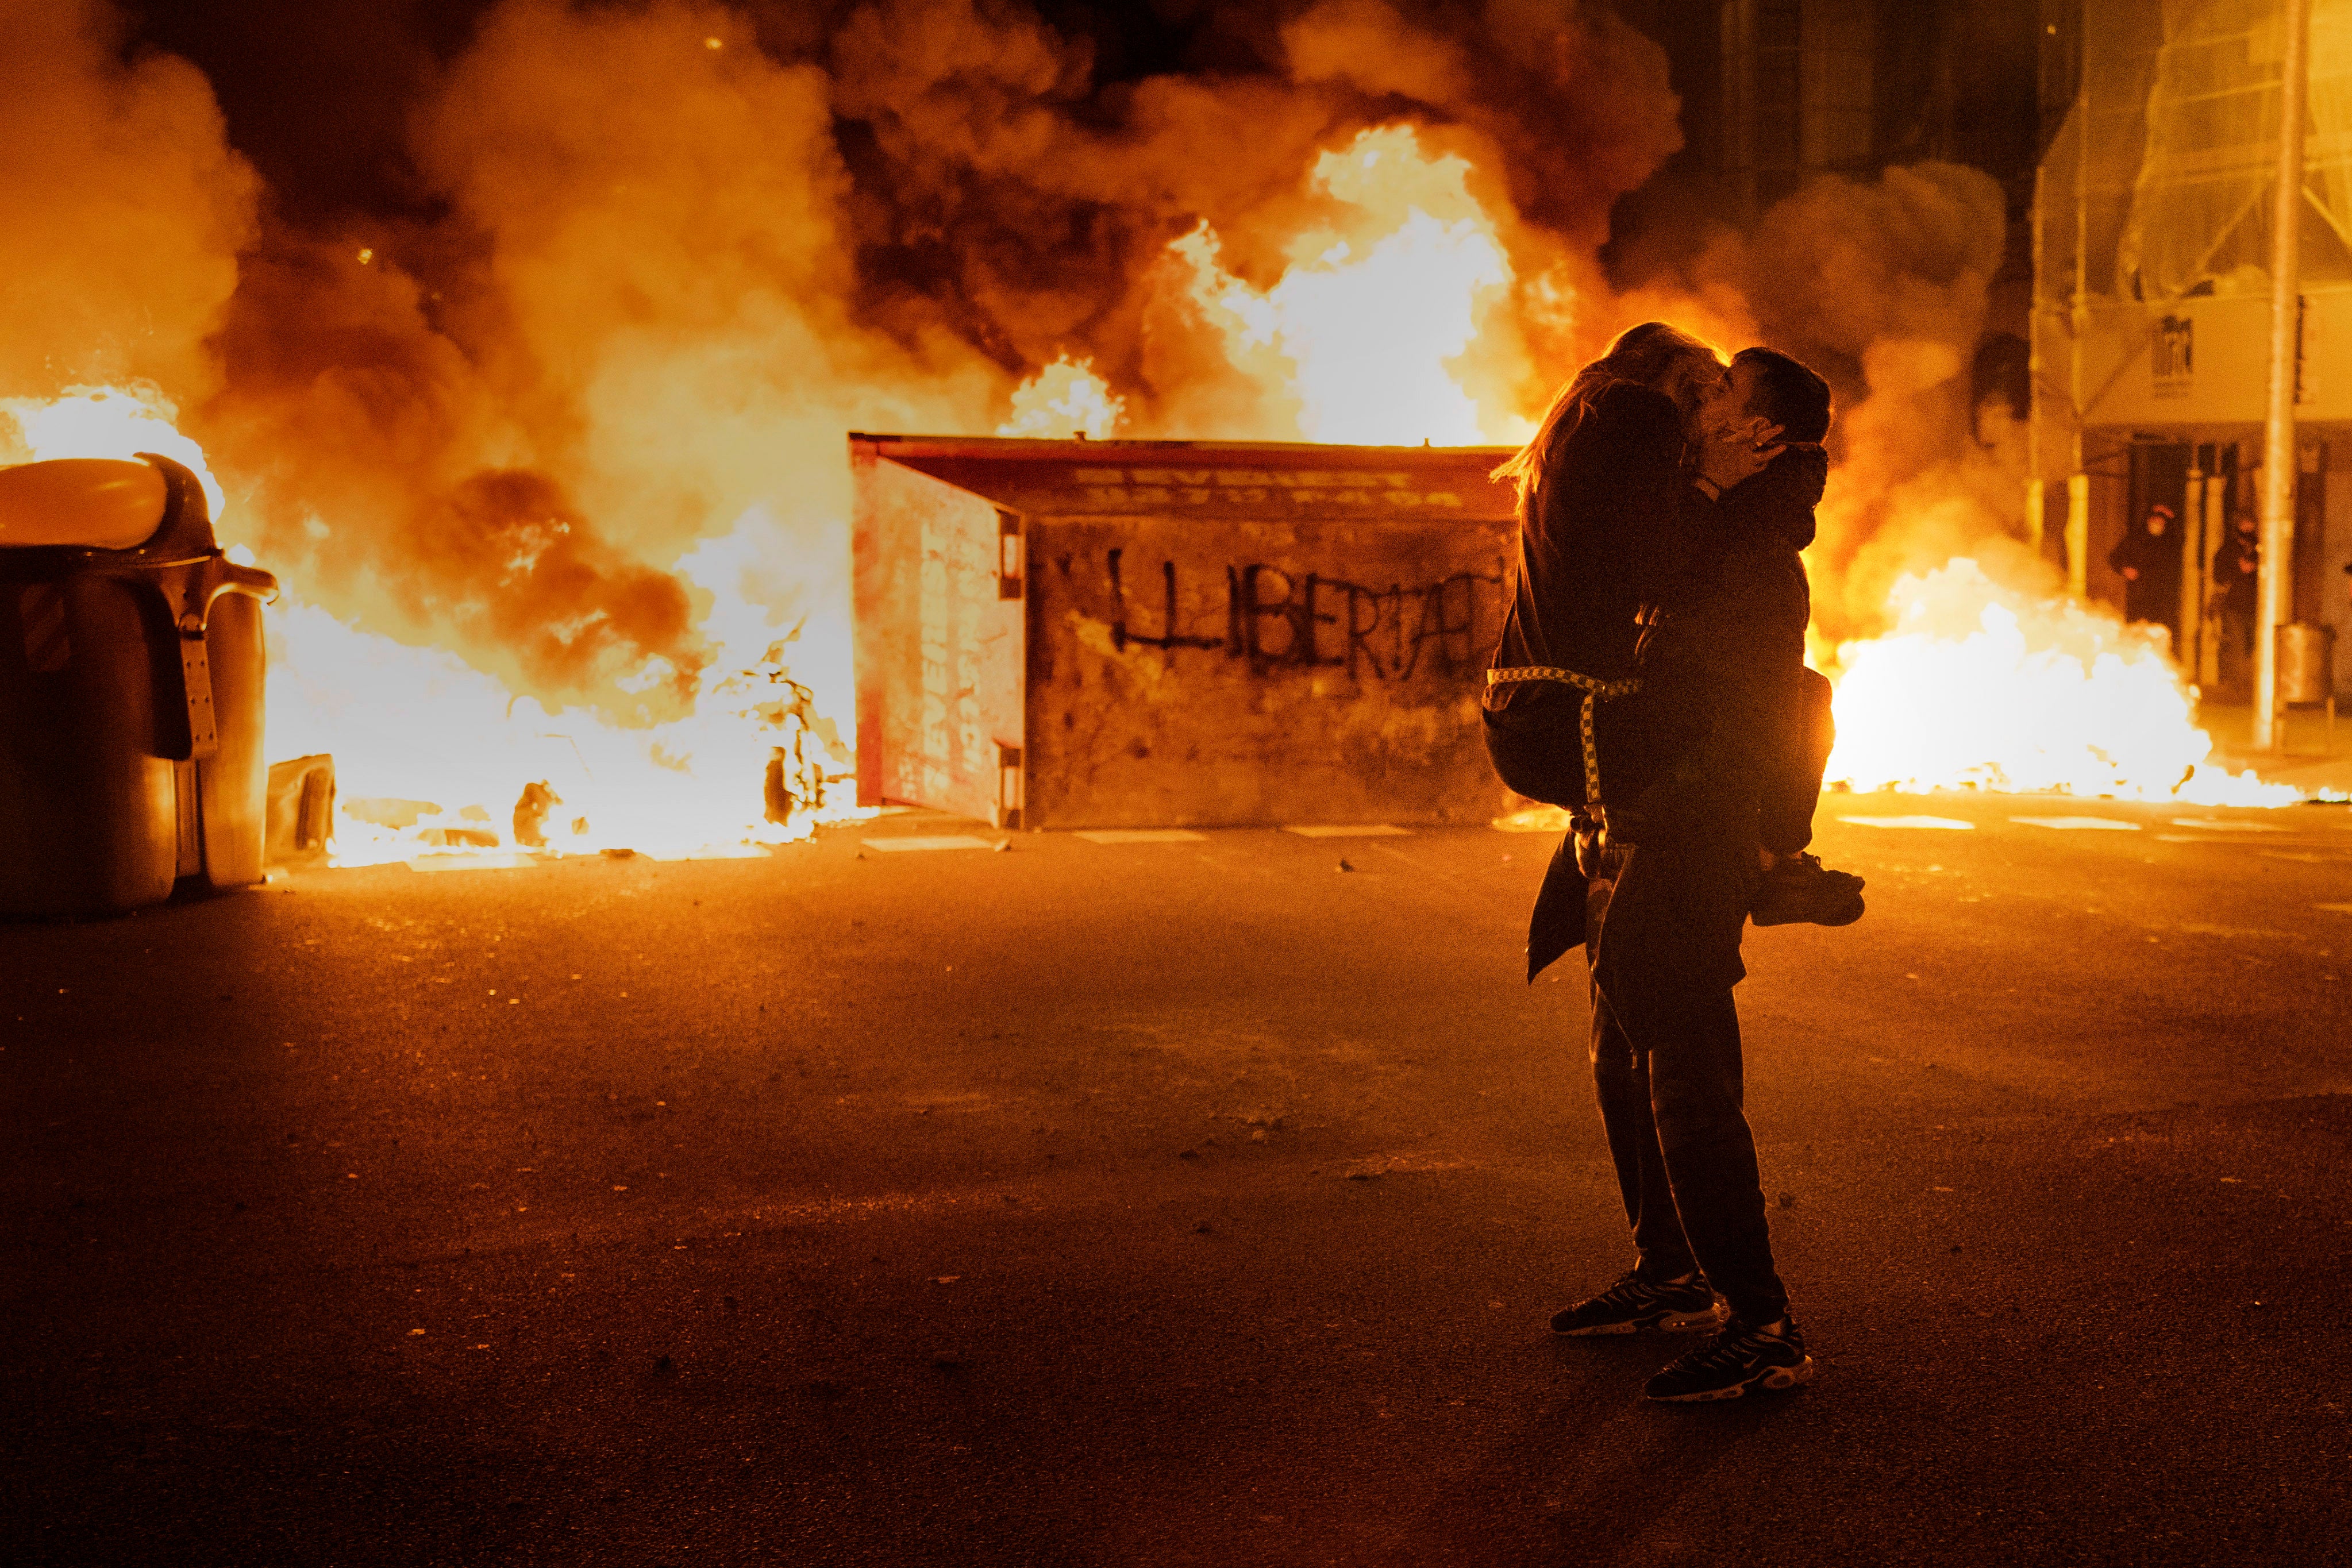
[1075,829,1209,843]
[2316,903,2352,914]
[2010,816,2142,831]
[404,853,536,873]
[1838,816,1976,830]
[2167,818,2289,831]
[1283,825,1411,838]
[860,836,998,852]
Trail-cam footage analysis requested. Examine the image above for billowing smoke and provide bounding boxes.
[1658,161,2032,646]
[5,0,2024,731]
[197,0,1695,726]
[0,0,254,437]
[195,1,1018,724]
[815,0,1680,429]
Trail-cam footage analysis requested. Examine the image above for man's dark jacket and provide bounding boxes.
[2214,527,2258,616]
[1524,446,1827,991]
[2108,522,2181,626]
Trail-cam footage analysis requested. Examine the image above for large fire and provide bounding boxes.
[1168,126,1522,448]
[1822,560,2291,806]
[3,384,853,864]
[0,115,2296,858]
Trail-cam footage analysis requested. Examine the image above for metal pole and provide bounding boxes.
[2068,76,2091,599]
[2181,456,2204,673]
[2028,154,2047,560]
[2200,468,2227,689]
[2255,0,2311,750]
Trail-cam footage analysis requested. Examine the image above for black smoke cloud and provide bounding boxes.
[14,0,2016,720]
[19,0,1685,724]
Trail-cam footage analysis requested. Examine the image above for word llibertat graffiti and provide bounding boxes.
[1104,549,1506,679]
[1071,467,1469,512]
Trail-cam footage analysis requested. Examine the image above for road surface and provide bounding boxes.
[6,792,2350,1565]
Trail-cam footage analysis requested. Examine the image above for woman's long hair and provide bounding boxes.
[1490,322,1717,519]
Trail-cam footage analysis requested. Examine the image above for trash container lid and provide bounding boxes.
[0,459,168,550]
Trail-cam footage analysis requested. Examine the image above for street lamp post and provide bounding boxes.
[2255,0,2312,750]
[2068,69,2091,601]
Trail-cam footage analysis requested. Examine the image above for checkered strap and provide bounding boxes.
[1487,665,1641,806]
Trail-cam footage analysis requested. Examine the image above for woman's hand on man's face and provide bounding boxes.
[1696,419,1785,491]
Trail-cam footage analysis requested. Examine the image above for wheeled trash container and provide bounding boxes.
[1,454,278,915]
[850,433,1519,829]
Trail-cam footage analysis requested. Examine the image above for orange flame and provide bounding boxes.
[1824,560,2291,806]
[1167,126,1523,446]
[264,503,858,865]
[2,117,2301,856]
[3,386,858,864]
[1,386,228,522]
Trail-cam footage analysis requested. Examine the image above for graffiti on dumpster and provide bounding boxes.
[1072,466,1469,513]
[1105,548,1506,680]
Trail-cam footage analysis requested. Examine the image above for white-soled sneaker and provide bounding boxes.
[1643,1316,1815,1401]
[1552,1270,1726,1336]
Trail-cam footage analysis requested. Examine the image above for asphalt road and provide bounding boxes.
[6,792,2351,1566]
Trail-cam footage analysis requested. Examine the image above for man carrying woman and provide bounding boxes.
[1482,323,1859,1403]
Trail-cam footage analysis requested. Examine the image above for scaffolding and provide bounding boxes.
[2033,0,2352,738]
[2036,0,2351,313]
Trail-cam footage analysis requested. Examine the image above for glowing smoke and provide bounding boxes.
[0,0,254,448]
[7,0,2045,746]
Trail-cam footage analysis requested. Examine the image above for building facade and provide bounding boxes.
[2031,0,2352,695]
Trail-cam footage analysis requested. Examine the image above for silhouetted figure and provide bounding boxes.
[2109,504,2181,631]
[1638,349,1862,930]
[2215,510,2259,657]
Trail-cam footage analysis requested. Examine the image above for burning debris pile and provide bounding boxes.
[1823,560,2293,805]
[0,0,2293,865]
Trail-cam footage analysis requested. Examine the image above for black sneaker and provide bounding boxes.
[1551,1270,1726,1336]
[1643,1316,1815,1402]
[1751,853,1865,927]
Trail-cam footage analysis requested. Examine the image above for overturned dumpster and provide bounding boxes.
[1,456,278,915]
[851,434,1519,829]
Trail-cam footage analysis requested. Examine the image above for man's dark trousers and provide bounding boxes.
[1584,834,1788,1326]
[1484,694,1794,1324]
